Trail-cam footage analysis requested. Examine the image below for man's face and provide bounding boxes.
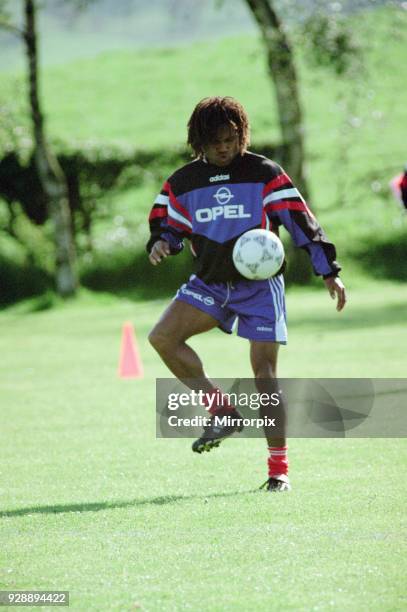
[202,124,240,167]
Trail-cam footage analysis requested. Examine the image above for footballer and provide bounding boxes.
[147,96,346,492]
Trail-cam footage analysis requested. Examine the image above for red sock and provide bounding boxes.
[202,388,235,415]
[268,446,289,477]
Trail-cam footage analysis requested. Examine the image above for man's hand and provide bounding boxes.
[324,276,347,312]
[149,240,171,265]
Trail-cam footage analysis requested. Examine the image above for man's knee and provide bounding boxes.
[251,341,279,379]
[253,364,277,379]
[148,325,172,355]
[251,353,278,378]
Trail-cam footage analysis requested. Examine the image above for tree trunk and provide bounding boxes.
[24,0,77,297]
[244,0,311,282]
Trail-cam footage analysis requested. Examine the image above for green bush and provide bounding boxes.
[352,226,407,281]
[80,245,194,298]
[0,254,52,307]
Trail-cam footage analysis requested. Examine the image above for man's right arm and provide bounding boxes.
[149,239,170,265]
[146,179,189,264]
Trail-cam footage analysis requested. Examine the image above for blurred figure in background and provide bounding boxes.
[390,165,407,211]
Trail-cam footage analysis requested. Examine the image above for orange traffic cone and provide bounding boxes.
[118,322,144,379]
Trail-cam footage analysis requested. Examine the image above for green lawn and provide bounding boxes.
[1,282,406,610]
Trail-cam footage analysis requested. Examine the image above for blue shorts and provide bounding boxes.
[175,274,287,344]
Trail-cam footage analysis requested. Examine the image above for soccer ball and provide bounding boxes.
[232,229,285,280]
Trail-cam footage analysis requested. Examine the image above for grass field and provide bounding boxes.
[1,282,406,610]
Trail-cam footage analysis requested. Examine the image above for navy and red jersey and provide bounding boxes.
[146,151,341,283]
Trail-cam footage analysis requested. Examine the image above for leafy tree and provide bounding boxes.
[0,0,77,297]
[300,4,365,209]
[243,0,311,281]
[243,0,308,195]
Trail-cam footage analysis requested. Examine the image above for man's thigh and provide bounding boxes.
[151,299,219,342]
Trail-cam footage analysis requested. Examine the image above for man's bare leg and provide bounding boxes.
[250,340,290,490]
[149,299,243,452]
[250,341,285,447]
[148,300,219,391]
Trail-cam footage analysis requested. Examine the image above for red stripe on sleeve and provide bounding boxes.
[165,182,192,222]
[149,208,167,221]
[265,200,310,213]
[263,173,292,197]
[168,217,192,234]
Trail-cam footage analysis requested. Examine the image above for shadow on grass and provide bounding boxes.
[289,301,407,332]
[351,228,407,282]
[0,489,259,519]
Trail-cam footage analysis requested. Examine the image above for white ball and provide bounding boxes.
[232,229,285,280]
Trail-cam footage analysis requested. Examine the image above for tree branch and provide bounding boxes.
[0,18,24,38]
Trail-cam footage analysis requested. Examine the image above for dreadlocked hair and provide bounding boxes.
[187,96,250,158]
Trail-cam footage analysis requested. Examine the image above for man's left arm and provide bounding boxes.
[324,276,346,312]
[263,169,347,311]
